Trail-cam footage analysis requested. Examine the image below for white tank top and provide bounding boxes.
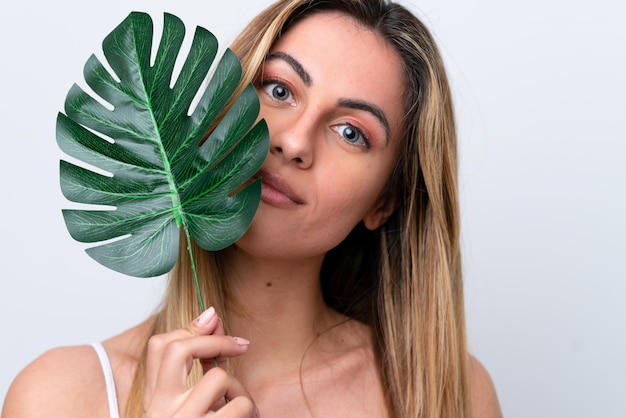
[91,342,120,418]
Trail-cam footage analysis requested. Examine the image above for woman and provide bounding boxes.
[2,1,502,417]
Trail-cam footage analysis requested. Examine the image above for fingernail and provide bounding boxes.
[233,336,250,346]
[195,306,216,326]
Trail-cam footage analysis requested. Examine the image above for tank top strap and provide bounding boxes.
[90,342,120,418]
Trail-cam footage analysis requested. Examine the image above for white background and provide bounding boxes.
[1,1,624,417]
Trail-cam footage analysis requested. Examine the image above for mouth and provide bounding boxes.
[256,169,304,207]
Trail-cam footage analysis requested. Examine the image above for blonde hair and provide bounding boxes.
[125,1,468,417]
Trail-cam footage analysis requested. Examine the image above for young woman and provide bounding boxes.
[2,1,502,417]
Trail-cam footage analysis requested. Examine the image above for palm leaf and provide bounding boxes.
[56,11,269,282]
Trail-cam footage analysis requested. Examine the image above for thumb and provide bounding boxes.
[213,314,226,336]
[191,306,220,336]
[211,314,230,369]
[194,307,230,371]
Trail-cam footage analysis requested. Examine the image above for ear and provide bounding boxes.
[363,194,399,231]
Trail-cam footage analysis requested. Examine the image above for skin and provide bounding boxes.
[2,12,502,418]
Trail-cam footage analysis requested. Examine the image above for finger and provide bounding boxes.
[190,306,222,336]
[213,316,226,336]
[144,307,220,409]
[213,397,259,418]
[182,367,257,418]
[152,335,250,401]
[200,316,228,372]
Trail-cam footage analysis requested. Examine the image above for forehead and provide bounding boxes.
[269,12,406,138]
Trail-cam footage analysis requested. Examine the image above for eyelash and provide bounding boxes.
[257,78,371,149]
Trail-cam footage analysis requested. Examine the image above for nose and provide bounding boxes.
[269,113,315,169]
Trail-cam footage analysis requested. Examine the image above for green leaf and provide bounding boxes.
[57,11,269,278]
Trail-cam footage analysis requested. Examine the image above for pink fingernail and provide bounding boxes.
[233,337,250,346]
[195,307,216,326]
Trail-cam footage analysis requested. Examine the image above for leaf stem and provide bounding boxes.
[184,227,205,312]
[184,228,218,368]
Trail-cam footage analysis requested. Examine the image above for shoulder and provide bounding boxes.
[2,345,109,418]
[468,355,503,418]
[2,318,155,418]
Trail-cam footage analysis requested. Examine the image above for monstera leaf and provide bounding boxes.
[56,12,269,282]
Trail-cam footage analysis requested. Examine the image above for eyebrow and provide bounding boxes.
[338,99,391,144]
[266,52,312,87]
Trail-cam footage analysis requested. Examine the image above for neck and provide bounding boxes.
[221,246,344,386]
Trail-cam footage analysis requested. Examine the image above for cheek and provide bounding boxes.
[316,172,382,224]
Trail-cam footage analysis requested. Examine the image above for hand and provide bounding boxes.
[143,307,258,417]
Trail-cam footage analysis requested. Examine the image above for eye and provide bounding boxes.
[332,123,370,148]
[261,81,294,104]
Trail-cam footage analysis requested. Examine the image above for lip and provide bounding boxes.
[256,169,304,208]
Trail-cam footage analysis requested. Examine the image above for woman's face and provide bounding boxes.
[237,11,405,260]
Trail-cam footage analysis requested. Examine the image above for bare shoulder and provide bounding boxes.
[468,355,503,418]
[1,345,108,418]
[2,318,154,418]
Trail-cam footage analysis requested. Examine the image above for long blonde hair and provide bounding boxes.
[125,1,468,417]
